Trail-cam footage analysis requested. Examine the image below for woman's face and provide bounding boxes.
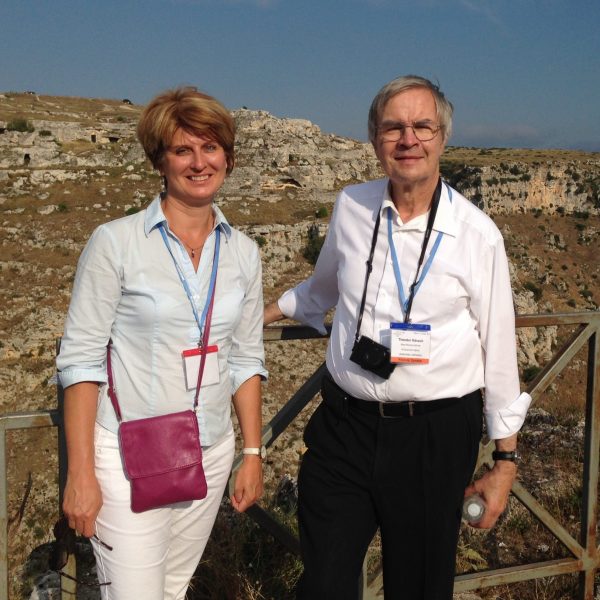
[160,128,228,207]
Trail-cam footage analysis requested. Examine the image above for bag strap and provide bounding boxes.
[106,347,122,422]
[107,227,221,422]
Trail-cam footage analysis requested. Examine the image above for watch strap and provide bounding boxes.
[243,446,266,459]
[492,450,519,462]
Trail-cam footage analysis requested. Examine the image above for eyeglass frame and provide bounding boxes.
[50,516,112,587]
[377,120,443,143]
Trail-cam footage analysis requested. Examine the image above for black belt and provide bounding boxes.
[347,395,460,418]
[323,371,479,419]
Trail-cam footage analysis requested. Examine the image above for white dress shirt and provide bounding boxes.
[57,196,268,446]
[278,178,531,439]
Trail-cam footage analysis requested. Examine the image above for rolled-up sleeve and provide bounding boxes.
[57,225,122,388]
[475,234,532,439]
[228,242,268,392]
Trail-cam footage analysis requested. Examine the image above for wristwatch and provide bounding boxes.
[492,450,521,464]
[243,446,267,460]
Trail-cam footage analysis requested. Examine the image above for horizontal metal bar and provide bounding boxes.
[0,410,60,431]
[454,558,584,591]
[263,324,331,342]
[516,313,598,327]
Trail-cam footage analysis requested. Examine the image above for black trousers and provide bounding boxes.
[296,373,483,600]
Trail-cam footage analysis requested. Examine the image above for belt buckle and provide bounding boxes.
[378,402,391,418]
[378,400,416,418]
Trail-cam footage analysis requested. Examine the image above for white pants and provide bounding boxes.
[91,422,235,600]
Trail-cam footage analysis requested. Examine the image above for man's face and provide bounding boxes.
[373,87,445,191]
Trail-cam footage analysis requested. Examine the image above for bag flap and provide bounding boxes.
[119,410,203,478]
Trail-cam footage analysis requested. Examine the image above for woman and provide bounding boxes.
[57,87,267,599]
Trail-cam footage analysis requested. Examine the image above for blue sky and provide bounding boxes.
[2,0,599,150]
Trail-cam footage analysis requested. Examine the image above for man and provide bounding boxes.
[264,75,531,599]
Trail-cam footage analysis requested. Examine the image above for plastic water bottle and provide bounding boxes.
[462,494,486,523]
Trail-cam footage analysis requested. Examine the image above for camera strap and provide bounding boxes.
[354,209,382,343]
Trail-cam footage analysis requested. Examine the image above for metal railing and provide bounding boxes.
[0,312,597,599]
[234,312,600,599]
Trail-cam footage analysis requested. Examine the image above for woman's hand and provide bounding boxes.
[63,469,103,537]
[231,375,264,512]
[231,455,264,512]
[63,382,102,537]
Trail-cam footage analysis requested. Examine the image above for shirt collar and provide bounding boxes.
[144,195,233,239]
[380,179,457,238]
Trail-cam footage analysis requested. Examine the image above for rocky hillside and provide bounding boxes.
[0,92,599,598]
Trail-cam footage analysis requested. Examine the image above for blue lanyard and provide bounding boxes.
[387,181,451,322]
[387,209,443,319]
[158,223,220,345]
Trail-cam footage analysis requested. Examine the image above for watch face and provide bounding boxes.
[260,446,267,459]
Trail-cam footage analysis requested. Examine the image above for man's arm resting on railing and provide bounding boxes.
[264,301,285,326]
[62,382,103,538]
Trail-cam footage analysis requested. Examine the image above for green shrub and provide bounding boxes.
[57,203,68,212]
[7,118,34,133]
[573,210,589,220]
[523,281,542,301]
[254,235,267,248]
[125,206,140,215]
[303,227,325,265]
[38,129,52,137]
[315,206,328,219]
[522,365,541,383]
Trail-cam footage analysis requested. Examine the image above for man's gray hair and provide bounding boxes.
[368,75,454,144]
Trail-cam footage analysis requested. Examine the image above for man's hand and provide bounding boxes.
[264,301,284,326]
[464,460,516,529]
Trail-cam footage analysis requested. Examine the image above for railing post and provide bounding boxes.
[0,423,7,600]
[56,378,77,599]
[578,327,600,599]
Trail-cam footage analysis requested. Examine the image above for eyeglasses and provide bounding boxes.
[50,517,112,587]
[378,122,442,142]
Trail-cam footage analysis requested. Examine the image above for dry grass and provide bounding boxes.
[443,145,599,166]
[0,92,140,125]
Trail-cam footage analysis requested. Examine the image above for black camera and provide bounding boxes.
[350,336,396,380]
